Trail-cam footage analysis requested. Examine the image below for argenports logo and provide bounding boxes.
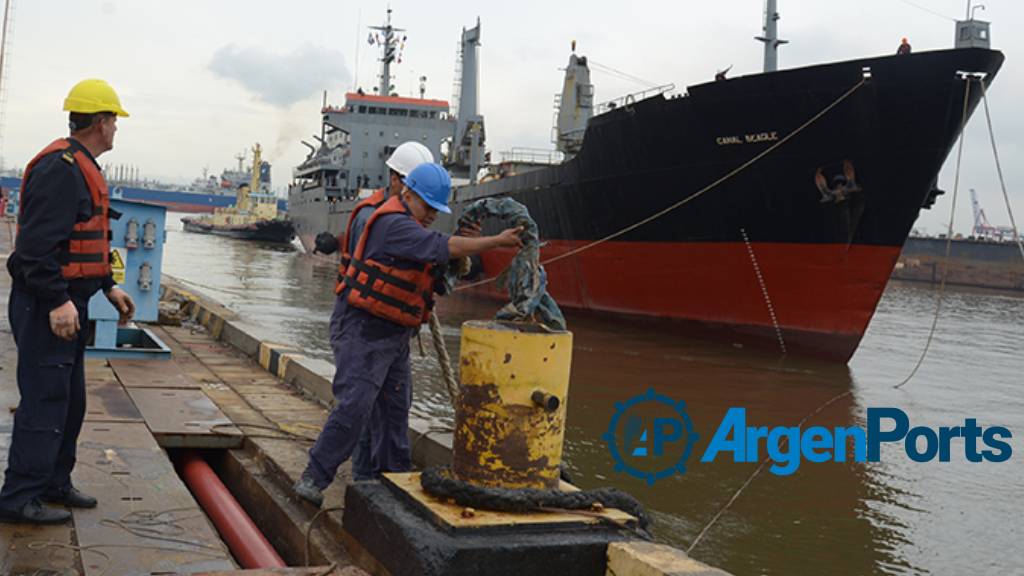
[602,389,700,485]
[605,390,1013,483]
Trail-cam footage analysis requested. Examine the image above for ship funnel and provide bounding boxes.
[554,51,593,156]
[449,18,486,182]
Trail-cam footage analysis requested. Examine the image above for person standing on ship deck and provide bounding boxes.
[1,79,135,524]
[294,163,523,506]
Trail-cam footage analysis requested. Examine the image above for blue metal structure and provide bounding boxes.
[87,197,171,358]
[1,186,16,217]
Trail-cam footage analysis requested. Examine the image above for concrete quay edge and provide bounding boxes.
[160,275,733,576]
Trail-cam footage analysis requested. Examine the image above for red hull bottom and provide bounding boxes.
[471,241,902,363]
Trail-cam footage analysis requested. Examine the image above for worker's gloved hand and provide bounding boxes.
[314,232,339,255]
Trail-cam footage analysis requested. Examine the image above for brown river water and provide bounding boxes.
[163,214,1022,576]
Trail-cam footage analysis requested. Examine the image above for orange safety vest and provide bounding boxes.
[335,187,387,292]
[339,195,437,327]
[19,138,111,280]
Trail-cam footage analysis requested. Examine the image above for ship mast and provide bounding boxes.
[237,143,260,213]
[0,0,12,171]
[756,0,788,73]
[370,8,405,96]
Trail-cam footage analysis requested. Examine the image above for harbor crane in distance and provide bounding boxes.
[970,188,1016,241]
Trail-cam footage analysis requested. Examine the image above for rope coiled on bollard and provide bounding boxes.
[420,465,652,537]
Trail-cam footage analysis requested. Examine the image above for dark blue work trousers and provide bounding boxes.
[306,297,413,489]
[0,289,89,512]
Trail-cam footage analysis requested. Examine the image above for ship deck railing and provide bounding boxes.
[594,83,676,116]
[499,147,566,166]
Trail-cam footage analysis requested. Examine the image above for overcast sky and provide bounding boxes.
[1,0,1020,234]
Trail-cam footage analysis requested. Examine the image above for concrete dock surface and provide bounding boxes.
[0,222,362,575]
[0,218,728,576]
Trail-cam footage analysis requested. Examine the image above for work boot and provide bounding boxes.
[0,499,72,524]
[42,486,98,509]
[293,473,324,508]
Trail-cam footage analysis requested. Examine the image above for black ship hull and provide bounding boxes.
[290,48,1004,362]
[182,217,296,244]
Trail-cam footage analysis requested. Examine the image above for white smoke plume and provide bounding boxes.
[209,44,351,107]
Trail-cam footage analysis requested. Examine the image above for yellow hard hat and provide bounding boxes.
[63,79,129,117]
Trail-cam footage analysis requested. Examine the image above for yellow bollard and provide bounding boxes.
[453,320,573,489]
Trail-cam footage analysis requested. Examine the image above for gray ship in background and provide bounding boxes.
[288,8,485,250]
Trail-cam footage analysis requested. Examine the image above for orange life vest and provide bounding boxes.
[19,138,111,280]
[339,196,437,327]
[335,187,387,292]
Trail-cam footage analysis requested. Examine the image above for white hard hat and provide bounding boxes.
[386,141,434,177]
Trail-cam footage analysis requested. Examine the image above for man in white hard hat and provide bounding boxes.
[295,163,523,507]
[312,141,434,481]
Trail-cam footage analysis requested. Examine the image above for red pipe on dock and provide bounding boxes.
[177,450,287,569]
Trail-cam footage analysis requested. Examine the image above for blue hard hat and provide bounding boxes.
[403,163,452,214]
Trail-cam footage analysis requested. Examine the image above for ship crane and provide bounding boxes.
[970,188,1016,241]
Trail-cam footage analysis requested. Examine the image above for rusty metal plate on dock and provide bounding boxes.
[243,392,326,415]
[382,472,637,533]
[126,388,243,448]
[0,522,78,576]
[73,422,235,575]
[111,358,201,389]
[86,378,144,422]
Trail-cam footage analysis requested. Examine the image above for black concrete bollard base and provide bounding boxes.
[342,480,637,576]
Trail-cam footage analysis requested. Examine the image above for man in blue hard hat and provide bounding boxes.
[314,141,436,482]
[294,163,523,506]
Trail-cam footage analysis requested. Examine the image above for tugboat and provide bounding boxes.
[183,144,295,244]
[288,5,1004,362]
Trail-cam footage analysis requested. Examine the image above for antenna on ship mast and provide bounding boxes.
[756,0,788,72]
[370,7,405,97]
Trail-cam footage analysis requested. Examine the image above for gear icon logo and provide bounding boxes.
[603,388,699,485]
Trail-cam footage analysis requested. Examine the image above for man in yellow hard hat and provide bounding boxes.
[1,79,135,524]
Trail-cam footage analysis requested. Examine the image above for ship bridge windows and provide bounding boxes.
[358,105,366,113]
[388,108,409,117]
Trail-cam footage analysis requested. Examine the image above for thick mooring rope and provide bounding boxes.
[894,75,973,390]
[978,80,1024,262]
[420,465,652,537]
[428,311,460,405]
